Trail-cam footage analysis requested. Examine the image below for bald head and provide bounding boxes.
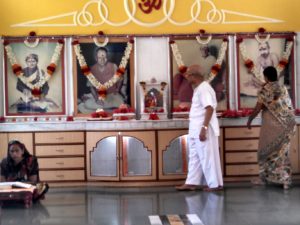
[185,64,204,78]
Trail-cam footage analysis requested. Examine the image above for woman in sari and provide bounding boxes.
[0,140,49,201]
[247,66,296,190]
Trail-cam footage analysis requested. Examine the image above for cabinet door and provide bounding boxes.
[158,130,188,180]
[120,131,156,181]
[86,132,119,181]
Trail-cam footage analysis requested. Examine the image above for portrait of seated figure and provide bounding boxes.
[75,39,133,115]
[4,40,65,116]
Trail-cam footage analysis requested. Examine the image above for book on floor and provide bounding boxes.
[0,182,33,189]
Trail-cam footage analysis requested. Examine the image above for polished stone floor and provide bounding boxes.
[1,183,300,225]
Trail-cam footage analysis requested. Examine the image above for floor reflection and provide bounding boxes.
[1,185,299,225]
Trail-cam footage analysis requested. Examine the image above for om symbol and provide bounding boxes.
[138,0,162,14]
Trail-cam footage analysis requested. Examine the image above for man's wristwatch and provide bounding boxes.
[201,125,208,130]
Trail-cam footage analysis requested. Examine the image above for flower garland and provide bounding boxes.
[73,39,134,100]
[254,33,270,44]
[93,37,109,47]
[91,109,110,118]
[196,35,212,45]
[4,39,64,98]
[113,104,135,120]
[239,37,294,82]
[24,37,40,48]
[221,109,253,118]
[169,38,228,83]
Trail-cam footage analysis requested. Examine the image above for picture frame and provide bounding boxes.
[73,37,135,116]
[170,35,229,113]
[236,33,295,109]
[3,38,66,117]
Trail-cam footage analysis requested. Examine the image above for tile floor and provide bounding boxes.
[1,183,300,225]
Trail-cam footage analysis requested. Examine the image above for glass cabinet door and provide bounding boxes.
[120,131,156,181]
[91,136,118,177]
[86,131,156,181]
[86,132,119,181]
[163,135,188,175]
[158,130,189,180]
[121,136,151,177]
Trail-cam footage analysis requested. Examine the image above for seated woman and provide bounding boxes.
[0,140,48,201]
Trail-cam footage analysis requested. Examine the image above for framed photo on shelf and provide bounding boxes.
[3,38,66,117]
[72,37,135,116]
[236,33,295,109]
[170,35,229,113]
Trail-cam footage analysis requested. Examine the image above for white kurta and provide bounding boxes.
[185,81,223,188]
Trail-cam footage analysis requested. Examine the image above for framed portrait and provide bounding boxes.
[170,36,229,113]
[3,38,66,116]
[237,33,295,109]
[73,37,134,116]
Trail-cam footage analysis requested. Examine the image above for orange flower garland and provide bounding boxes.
[73,39,133,100]
[170,38,228,83]
[4,39,64,99]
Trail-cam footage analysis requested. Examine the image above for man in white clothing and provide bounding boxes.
[176,64,223,192]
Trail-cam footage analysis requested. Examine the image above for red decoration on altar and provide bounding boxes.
[138,0,162,14]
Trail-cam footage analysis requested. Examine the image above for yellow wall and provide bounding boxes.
[0,0,299,35]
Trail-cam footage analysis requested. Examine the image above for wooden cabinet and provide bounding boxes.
[35,132,85,182]
[291,126,300,173]
[224,126,299,177]
[86,131,156,181]
[0,124,298,185]
[157,128,224,180]
[224,127,260,176]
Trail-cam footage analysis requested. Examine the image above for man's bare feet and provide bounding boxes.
[203,186,223,192]
[175,184,197,191]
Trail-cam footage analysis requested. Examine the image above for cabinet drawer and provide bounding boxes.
[226,152,257,163]
[225,140,258,151]
[225,127,260,138]
[35,132,84,144]
[35,145,84,156]
[38,157,84,169]
[226,165,259,175]
[40,170,85,181]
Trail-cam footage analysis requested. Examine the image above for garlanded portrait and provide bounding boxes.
[237,33,295,109]
[3,38,65,116]
[73,37,134,116]
[170,35,229,113]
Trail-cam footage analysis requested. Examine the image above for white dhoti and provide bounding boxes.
[185,128,223,188]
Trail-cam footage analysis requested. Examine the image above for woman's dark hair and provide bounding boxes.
[7,140,31,159]
[263,66,278,82]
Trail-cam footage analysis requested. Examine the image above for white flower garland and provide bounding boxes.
[73,40,133,99]
[170,39,228,83]
[239,38,294,83]
[24,37,40,48]
[4,41,64,90]
[196,35,212,45]
[254,34,270,44]
[93,37,109,47]
[170,42,185,69]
